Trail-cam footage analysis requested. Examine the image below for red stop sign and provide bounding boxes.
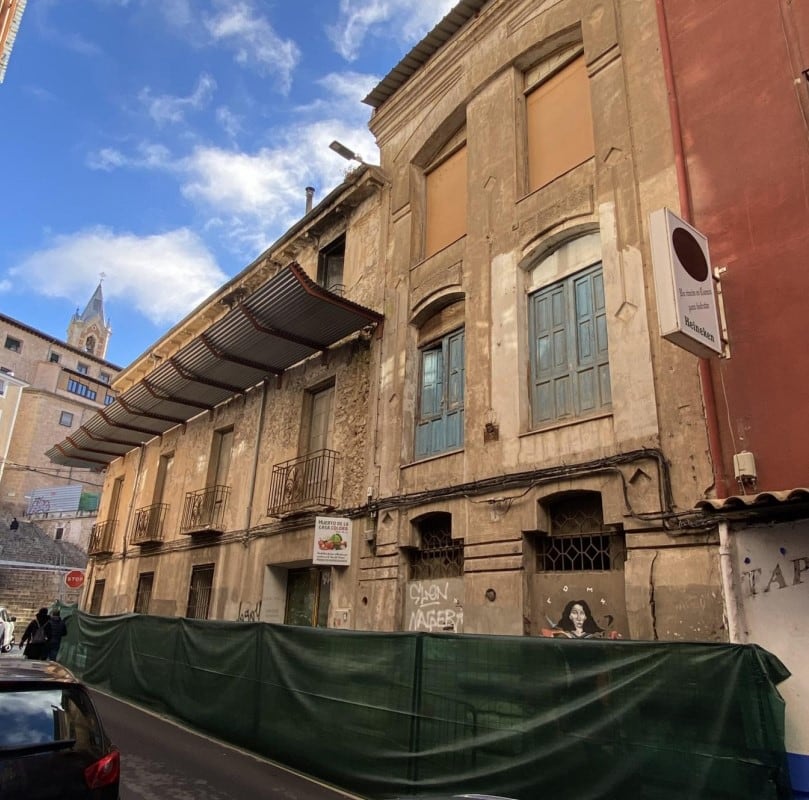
[65,570,85,589]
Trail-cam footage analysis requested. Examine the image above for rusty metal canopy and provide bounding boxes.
[46,264,383,469]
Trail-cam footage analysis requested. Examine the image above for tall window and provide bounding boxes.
[425,145,467,258]
[134,572,154,614]
[207,427,233,488]
[318,235,345,295]
[89,580,106,615]
[415,329,464,459]
[529,263,610,425]
[525,55,594,192]
[306,385,334,454]
[154,453,174,505]
[186,564,215,619]
[108,476,124,524]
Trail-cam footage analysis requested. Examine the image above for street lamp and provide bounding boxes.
[329,140,365,164]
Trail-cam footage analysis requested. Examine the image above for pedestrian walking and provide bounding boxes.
[47,608,68,661]
[19,608,51,660]
[9,517,18,530]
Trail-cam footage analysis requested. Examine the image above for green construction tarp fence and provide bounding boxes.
[56,610,793,800]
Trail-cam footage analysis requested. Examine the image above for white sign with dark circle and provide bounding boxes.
[650,208,723,357]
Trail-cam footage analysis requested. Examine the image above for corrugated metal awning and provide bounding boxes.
[46,263,383,469]
[695,488,809,520]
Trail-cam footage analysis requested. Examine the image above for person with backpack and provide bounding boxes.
[19,608,51,660]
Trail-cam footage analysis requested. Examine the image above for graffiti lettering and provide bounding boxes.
[409,606,462,633]
[29,498,51,514]
[406,579,463,632]
[409,581,448,607]
[237,600,261,623]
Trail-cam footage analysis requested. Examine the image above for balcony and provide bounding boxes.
[131,503,168,545]
[267,449,339,517]
[88,520,117,556]
[180,485,230,535]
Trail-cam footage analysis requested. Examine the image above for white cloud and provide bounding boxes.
[328,0,457,61]
[9,228,227,326]
[216,106,242,138]
[139,73,217,126]
[84,71,379,255]
[0,279,11,293]
[204,2,300,92]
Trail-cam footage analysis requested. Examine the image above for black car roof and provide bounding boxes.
[0,659,82,686]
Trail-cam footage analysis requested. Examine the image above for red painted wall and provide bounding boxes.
[665,0,809,491]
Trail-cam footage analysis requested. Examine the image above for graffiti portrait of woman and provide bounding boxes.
[541,599,622,640]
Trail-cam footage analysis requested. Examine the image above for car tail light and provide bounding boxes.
[84,749,120,789]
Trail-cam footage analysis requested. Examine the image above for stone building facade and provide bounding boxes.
[0,283,119,548]
[58,1,723,639]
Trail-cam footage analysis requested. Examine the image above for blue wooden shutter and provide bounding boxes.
[445,330,465,449]
[531,284,571,423]
[573,266,610,412]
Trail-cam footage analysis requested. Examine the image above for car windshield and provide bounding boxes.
[0,686,103,753]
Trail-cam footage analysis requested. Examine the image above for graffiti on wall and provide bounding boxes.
[540,597,622,640]
[237,600,261,623]
[406,579,463,633]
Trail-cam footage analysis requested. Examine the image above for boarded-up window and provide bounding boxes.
[526,56,594,192]
[425,146,467,258]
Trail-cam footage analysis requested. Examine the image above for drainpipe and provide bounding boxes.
[718,520,742,642]
[655,0,728,498]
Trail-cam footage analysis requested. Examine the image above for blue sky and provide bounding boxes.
[1,0,456,367]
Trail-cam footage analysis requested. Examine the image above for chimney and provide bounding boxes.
[305,186,315,214]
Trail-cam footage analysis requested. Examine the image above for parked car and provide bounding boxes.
[0,606,16,652]
[0,660,120,798]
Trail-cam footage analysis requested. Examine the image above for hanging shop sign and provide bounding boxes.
[650,208,723,358]
[313,516,352,566]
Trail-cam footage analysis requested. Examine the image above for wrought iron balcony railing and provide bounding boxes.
[180,485,230,535]
[267,448,339,517]
[88,519,117,556]
[131,503,168,545]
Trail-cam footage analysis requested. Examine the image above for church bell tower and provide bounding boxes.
[67,281,111,360]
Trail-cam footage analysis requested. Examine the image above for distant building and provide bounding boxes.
[0,0,27,84]
[0,283,121,549]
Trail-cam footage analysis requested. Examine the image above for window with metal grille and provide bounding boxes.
[89,580,105,615]
[537,493,621,572]
[134,572,154,615]
[409,514,464,580]
[186,564,214,619]
[4,336,21,353]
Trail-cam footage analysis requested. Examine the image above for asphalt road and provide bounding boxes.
[90,690,364,800]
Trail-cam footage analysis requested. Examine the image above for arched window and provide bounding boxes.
[527,233,610,426]
[85,336,96,354]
